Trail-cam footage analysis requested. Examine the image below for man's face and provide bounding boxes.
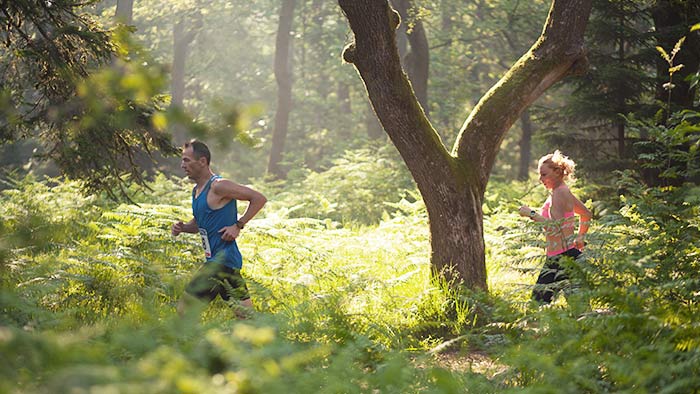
[181,146,206,180]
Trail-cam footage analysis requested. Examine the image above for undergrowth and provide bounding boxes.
[2,137,700,392]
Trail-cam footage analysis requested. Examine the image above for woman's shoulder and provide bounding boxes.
[551,183,573,199]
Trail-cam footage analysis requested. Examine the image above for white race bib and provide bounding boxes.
[198,228,212,258]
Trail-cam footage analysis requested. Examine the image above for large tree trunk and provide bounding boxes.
[267,0,295,179]
[339,0,592,290]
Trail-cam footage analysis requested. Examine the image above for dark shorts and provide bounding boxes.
[532,248,582,304]
[185,263,250,302]
[547,247,582,269]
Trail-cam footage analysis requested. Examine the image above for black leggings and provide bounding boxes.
[532,248,581,304]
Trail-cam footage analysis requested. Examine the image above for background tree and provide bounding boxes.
[0,0,176,198]
[543,0,700,184]
[170,16,200,111]
[651,0,700,115]
[284,0,380,168]
[496,0,552,180]
[168,11,203,147]
[268,0,296,179]
[543,0,655,178]
[124,0,281,177]
[124,0,375,178]
[427,0,551,181]
[391,0,430,117]
[115,0,133,24]
[339,0,593,289]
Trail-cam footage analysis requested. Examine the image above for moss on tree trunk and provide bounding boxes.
[339,0,593,290]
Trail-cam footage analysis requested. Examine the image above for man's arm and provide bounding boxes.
[212,179,267,241]
[172,217,198,236]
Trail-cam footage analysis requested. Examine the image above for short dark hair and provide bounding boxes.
[183,139,211,165]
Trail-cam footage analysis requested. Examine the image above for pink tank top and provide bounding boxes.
[541,197,575,219]
[541,190,576,256]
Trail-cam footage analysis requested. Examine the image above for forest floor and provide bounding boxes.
[433,349,505,377]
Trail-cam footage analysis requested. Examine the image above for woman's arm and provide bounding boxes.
[519,205,542,221]
[572,195,592,249]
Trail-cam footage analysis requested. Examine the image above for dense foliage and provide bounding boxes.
[2,0,700,392]
[0,2,180,198]
[3,126,700,392]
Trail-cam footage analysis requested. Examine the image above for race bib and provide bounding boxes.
[198,228,212,258]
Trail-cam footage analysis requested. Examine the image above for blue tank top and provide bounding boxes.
[192,175,243,269]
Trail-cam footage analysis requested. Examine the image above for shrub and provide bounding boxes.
[259,145,416,225]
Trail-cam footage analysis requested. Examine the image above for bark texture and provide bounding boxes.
[339,0,592,289]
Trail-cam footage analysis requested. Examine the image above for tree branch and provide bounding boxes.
[339,0,458,187]
[453,0,593,191]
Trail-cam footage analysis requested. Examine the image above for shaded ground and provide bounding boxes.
[432,349,505,377]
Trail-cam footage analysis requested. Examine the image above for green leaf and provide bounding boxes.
[656,46,671,63]
[671,36,686,57]
[668,64,685,75]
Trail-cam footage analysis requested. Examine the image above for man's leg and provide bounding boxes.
[240,298,253,308]
[234,298,254,319]
[178,292,206,316]
[179,263,219,316]
[218,266,253,319]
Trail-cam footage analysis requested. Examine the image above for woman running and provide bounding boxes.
[518,150,593,303]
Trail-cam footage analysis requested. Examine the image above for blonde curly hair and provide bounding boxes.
[538,150,576,182]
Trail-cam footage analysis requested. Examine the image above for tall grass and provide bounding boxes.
[2,141,700,392]
[0,171,492,393]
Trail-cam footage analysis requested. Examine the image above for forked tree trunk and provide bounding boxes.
[267,0,296,179]
[339,0,592,290]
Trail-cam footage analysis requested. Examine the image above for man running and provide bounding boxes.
[172,139,267,316]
